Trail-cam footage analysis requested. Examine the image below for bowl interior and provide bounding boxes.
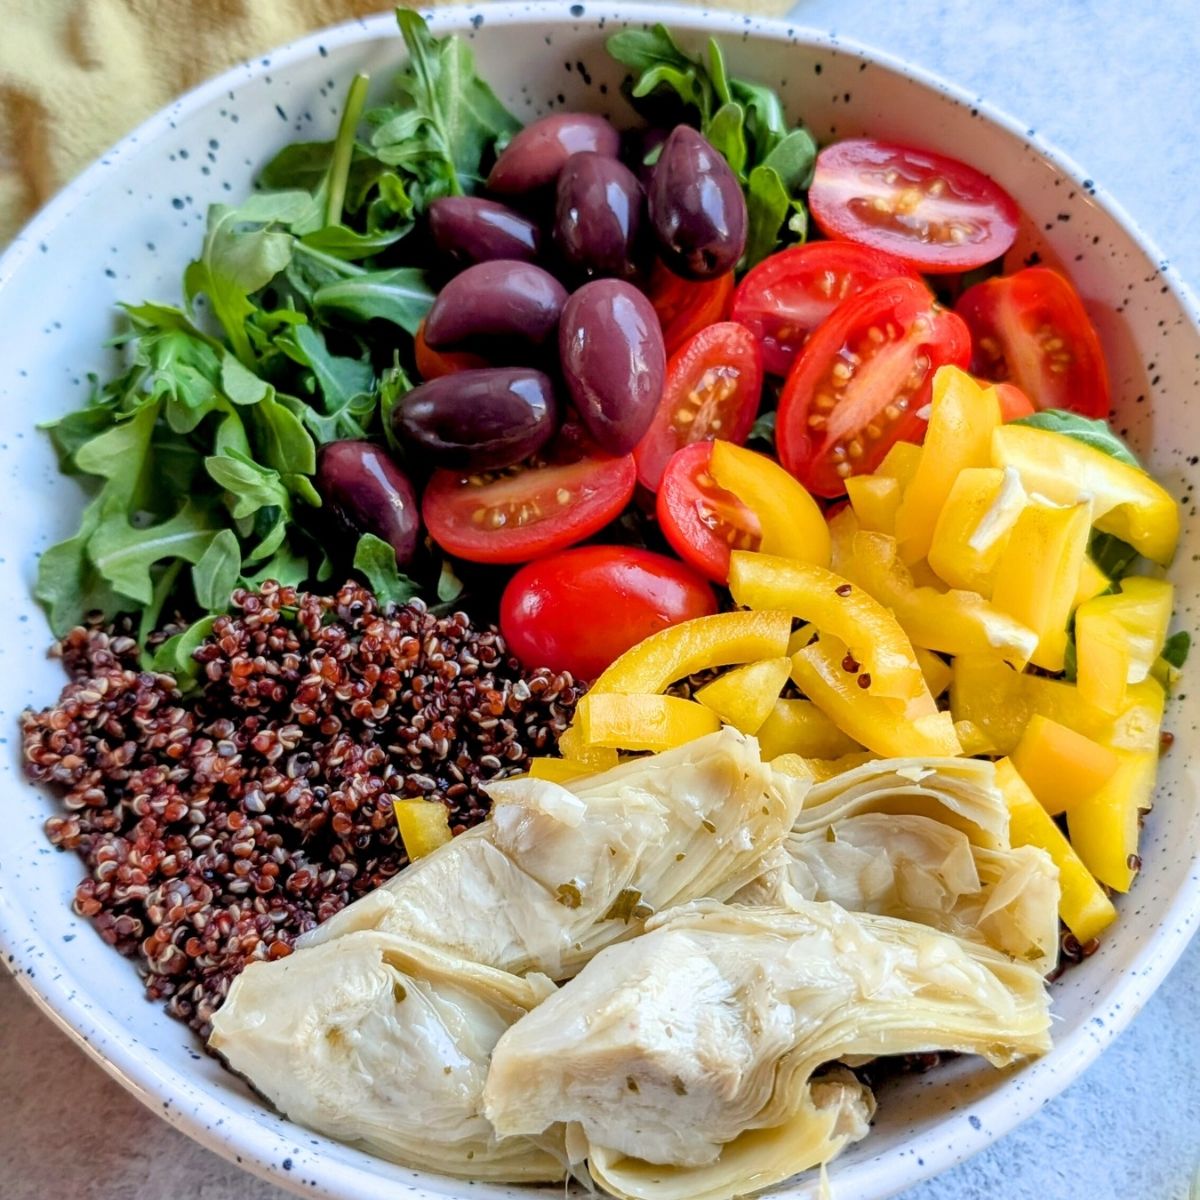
[1,6,1198,1200]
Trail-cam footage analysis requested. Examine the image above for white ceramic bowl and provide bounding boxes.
[1,5,1198,1199]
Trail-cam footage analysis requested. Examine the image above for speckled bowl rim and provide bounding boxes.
[1,5,1198,1200]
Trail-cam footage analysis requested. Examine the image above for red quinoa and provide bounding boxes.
[21,581,580,1036]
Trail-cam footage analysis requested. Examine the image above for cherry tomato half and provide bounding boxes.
[730,242,919,376]
[656,442,763,582]
[776,276,972,498]
[499,545,717,680]
[634,322,763,493]
[995,381,1036,421]
[809,138,1020,273]
[414,319,488,381]
[955,266,1111,418]
[647,259,736,357]
[423,441,636,564]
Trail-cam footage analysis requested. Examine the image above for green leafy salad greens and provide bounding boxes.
[35,12,823,652]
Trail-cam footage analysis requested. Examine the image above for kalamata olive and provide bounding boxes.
[554,152,646,282]
[316,441,420,566]
[428,196,540,266]
[649,125,747,280]
[394,368,558,471]
[559,280,665,455]
[488,113,620,195]
[423,260,568,354]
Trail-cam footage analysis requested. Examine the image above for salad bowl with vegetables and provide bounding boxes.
[2,6,1199,1200]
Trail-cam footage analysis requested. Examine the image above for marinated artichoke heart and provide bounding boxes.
[769,756,1060,972]
[209,930,565,1181]
[483,899,1051,1200]
[298,728,807,979]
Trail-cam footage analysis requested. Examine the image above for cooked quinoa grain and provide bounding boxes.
[22,581,581,1035]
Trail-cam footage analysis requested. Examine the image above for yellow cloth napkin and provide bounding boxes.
[0,0,788,246]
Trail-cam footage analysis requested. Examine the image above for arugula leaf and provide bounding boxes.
[251,394,318,477]
[437,558,465,605]
[312,268,434,334]
[205,451,293,520]
[1089,531,1140,582]
[192,528,242,611]
[1011,410,1141,468]
[379,359,414,455]
[1161,630,1191,669]
[707,102,748,180]
[747,410,776,452]
[151,614,218,691]
[743,130,817,268]
[241,540,311,589]
[353,532,421,609]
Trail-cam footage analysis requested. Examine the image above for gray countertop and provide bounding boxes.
[3,0,1199,1197]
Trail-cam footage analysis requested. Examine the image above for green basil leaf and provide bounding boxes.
[1010,410,1141,468]
[312,267,435,334]
[352,532,421,609]
[192,528,242,611]
[1161,629,1191,669]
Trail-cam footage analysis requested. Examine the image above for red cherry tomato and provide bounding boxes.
[647,259,735,356]
[955,266,1111,418]
[731,242,919,376]
[423,441,636,564]
[995,381,1036,421]
[656,442,763,582]
[809,138,1020,273]
[499,545,717,680]
[414,319,488,380]
[776,276,972,498]
[633,322,763,493]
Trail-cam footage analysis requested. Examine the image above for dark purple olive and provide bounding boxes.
[423,260,568,354]
[428,196,541,266]
[394,368,558,471]
[554,152,646,282]
[649,125,747,280]
[559,280,665,455]
[488,113,620,195]
[316,441,420,566]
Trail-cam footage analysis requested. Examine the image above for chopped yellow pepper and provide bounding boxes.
[838,522,1038,667]
[875,440,923,488]
[954,719,999,756]
[528,757,596,784]
[895,367,1001,563]
[784,751,878,782]
[927,466,1027,595]
[1073,557,1111,609]
[1074,607,1132,714]
[1068,749,1157,893]
[790,631,962,758]
[593,609,792,695]
[557,723,620,769]
[576,693,721,752]
[915,647,952,699]
[767,753,816,781]
[846,474,902,534]
[995,758,1117,944]
[992,498,1092,672]
[695,656,792,735]
[709,441,831,567]
[756,697,862,759]
[729,550,928,703]
[949,656,1031,752]
[1010,714,1119,816]
[393,799,453,861]
[992,423,1180,564]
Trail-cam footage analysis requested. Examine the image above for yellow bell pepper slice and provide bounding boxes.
[995,758,1117,944]
[840,524,1039,667]
[708,441,831,567]
[927,466,1027,594]
[846,474,902,534]
[790,631,962,758]
[949,656,1030,752]
[1075,608,1132,715]
[1073,557,1110,609]
[728,550,928,703]
[576,693,721,752]
[992,423,1180,564]
[895,366,1002,563]
[768,753,816,781]
[784,751,878,782]
[876,440,922,488]
[1010,714,1119,816]
[527,757,596,784]
[954,719,999,756]
[756,698,862,759]
[592,609,792,695]
[557,723,620,769]
[915,647,952,699]
[695,657,792,735]
[393,799,453,861]
[992,498,1093,672]
[1067,749,1157,893]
